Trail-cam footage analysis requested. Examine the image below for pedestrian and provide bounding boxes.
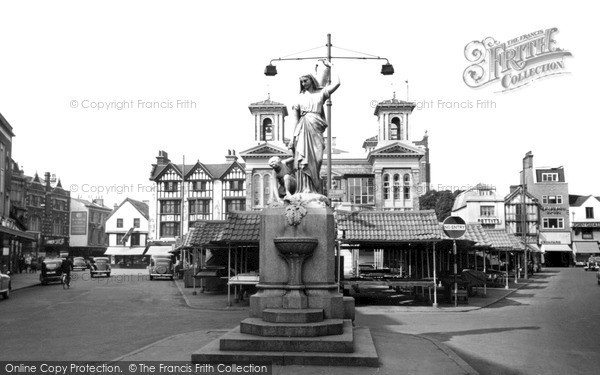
[25,255,32,273]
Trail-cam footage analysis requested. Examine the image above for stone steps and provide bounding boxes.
[193,325,379,367]
[262,308,324,323]
[240,317,343,337]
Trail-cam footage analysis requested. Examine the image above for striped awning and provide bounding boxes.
[104,247,145,256]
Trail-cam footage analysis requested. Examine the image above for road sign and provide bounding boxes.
[443,216,466,239]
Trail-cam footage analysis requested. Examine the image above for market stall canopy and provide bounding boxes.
[485,229,516,250]
[104,247,145,256]
[335,210,442,244]
[441,223,491,247]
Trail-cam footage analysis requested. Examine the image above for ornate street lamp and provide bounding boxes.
[263,34,395,192]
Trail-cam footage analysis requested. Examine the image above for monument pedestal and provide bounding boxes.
[192,205,379,367]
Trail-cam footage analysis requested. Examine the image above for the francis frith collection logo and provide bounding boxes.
[463,27,572,92]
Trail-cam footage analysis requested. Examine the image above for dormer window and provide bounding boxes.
[261,118,273,141]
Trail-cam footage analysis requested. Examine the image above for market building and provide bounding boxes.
[69,198,112,258]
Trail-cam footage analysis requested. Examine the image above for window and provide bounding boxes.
[133,218,140,228]
[192,181,208,192]
[130,233,140,246]
[348,177,375,205]
[160,200,181,214]
[383,174,390,199]
[253,175,261,206]
[53,219,63,235]
[393,174,400,200]
[117,218,123,228]
[263,175,271,205]
[389,117,401,140]
[163,181,179,192]
[542,217,564,229]
[262,118,273,141]
[586,207,594,219]
[160,222,180,237]
[229,180,244,191]
[541,173,558,182]
[582,228,594,240]
[480,206,495,217]
[116,233,125,244]
[189,200,210,214]
[542,195,562,204]
[29,215,41,231]
[403,174,411,200]
[225,199,245,213]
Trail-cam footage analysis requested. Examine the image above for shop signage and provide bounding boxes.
[541,206,566,214]
[44,237,65,245]
[572,222,600,228]
[70,211,88,235]
[328,189,344,200]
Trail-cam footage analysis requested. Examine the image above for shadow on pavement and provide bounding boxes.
[484,298,530,308]
[421,326,540,343]
[451,347,529,375]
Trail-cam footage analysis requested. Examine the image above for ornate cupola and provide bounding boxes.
[248,95,288,147]
[373,93,416,147]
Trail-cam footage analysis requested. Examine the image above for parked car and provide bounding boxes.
[40,259,64,285]
[597,270,600,285]
[90,257,111,278]
[148,255,175,280]
[584,262,599,272]
[575,260,586,267]
[0,267,11,299]
[72,257,87,271]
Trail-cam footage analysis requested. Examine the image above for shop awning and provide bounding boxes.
[0,226,38,241]
[572,241,600,254]
[104,247,145,256]
[145,245,173,256]
[541,244,572,252]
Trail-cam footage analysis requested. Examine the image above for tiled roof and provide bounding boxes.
[188,221,228,246]
[441,223,491,247]
[336,210,442,242]
[221,211,261,243]
[150,161,246,180]
[485,229,515,249]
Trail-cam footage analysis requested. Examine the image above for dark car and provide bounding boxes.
[90,257,111,278]
[148,255,174,280]
[40,259,64,285]
[72,257,87,271]
[0,267,11,299]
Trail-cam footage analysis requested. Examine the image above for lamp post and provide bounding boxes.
[264,34,395,192]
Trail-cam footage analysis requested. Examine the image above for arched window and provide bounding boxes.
[383,174,390,199]
[263,175,271,205]
[393,174,400,199]
[403,174,411,200]
[262,118,273,141]
[390,117,402,140]
[253,174,261,206]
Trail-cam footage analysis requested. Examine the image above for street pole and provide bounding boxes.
[326,33,332,192]
[453,239,457,308]
[433,242,438,308]
[522,154,528,280]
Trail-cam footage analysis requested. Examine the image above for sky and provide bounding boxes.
[0,0,596,209]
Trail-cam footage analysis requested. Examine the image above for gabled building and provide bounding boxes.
[105,198,149,266]
[569,195,600,263]
[148,151,246,243]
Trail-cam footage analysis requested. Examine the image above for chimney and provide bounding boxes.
[114,204,118,210]
[156,150,170,166]
[92,198,104,207]
[522,151,534,186]
[44,172,51,190]
[225,149,238,163]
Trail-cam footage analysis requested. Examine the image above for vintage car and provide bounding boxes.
[0,268,11,299]
[584,261,599,272]
[40,259,64,285]
[72,257,87,271]
[90,257,111,278]
[148,255,175,280]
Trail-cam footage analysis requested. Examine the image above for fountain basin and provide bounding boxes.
[274,237,318,256]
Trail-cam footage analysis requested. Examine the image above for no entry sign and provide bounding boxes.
[443,216,466,239]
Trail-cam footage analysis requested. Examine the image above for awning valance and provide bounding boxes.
[104,247,145,256]
[572,241,600,254]
[541,244,572,252]
[145,245,173,256]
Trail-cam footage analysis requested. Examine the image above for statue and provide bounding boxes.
[268,156,297,199]
[289,60,340,195]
